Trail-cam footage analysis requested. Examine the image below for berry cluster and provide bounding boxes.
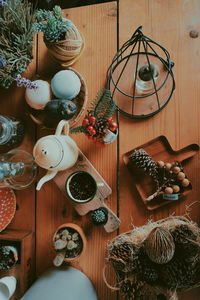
[82,112,118,141]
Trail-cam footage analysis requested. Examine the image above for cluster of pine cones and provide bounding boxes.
[108,223,200,300]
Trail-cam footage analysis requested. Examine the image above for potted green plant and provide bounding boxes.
[33,5,84,66]
[53,223,87,267]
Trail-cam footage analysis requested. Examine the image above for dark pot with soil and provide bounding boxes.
[0,246,18,270]
[53,223,87,266]
[65,171,97,204]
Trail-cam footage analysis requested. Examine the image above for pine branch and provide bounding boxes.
[70,126,86,134]
[93,89,117,119]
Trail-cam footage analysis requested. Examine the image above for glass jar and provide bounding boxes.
[0,115,25,147]
[0,149,37,190]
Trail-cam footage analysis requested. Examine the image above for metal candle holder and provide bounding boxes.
[107,26,175,118]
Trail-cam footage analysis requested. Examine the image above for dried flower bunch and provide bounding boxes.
[105,216,200,300]
[71,89,117,143]
[0,0,35,88]
[32,5,72,42]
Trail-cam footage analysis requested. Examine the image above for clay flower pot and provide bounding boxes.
[53,223,87,266]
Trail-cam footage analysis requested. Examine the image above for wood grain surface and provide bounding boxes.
[118,0,200,299]
[1,1,200,299]
[36,3,118,300]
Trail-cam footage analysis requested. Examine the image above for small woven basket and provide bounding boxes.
[44,20,84,67]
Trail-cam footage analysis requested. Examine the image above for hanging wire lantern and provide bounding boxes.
[107,26,175,118]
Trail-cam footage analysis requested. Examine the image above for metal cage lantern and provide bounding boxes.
[107,26,175,118]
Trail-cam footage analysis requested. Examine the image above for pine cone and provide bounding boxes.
[95,117,108,136]
[171,224,198,243]
[110,243,134,262]
[143,267,159,284]
[129,149,158,183]
[160,256,195,289]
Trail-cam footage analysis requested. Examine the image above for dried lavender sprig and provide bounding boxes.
[15,74,38,89]
[0,0,8,7]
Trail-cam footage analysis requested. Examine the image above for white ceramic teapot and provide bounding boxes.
[33,120,79,190]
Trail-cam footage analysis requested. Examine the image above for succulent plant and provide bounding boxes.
[90,207,108,226]
[53,226,83,261]
[33,6,72,42]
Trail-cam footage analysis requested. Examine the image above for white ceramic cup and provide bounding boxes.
[0,276,17,300]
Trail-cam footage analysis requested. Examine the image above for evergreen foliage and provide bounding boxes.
[0,0,35,88]
[32,5,72,42]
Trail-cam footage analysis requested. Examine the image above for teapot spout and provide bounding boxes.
[36,170,57,190]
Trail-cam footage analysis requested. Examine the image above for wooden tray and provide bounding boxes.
[53,150,121,233]
[0,229,34,300]
[27,67,88,129]
[123,136,199,210]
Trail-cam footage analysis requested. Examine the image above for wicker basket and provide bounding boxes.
[28,67,88,129]
[44,21,85,67]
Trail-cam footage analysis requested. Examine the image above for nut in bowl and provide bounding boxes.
[53,223,87,266]
[26,68,87,129]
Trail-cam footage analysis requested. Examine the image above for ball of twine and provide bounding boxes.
[44,20,84,67]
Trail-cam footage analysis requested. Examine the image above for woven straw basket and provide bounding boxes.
[44,21,84,67]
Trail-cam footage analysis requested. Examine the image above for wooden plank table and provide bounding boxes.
[0,1,200,299]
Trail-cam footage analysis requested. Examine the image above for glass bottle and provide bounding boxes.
[0,115,25,147]
[0,149,37,190]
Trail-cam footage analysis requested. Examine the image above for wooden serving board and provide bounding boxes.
[123,136,199,210]
[53,150,121,233]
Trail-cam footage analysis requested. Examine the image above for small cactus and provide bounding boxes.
[90,207,108,226]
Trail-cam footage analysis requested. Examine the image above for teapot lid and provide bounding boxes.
[33,136,63,170]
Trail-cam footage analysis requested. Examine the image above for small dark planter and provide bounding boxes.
[66,171,97,204]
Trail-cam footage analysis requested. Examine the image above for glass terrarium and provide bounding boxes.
[0,149,37,190]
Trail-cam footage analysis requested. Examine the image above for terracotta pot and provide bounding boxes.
[53,223,87,265]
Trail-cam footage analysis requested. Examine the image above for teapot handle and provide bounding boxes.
[55,120,69,136]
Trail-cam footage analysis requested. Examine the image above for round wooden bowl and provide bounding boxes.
[53,223,87,263]
[28,68,88,129]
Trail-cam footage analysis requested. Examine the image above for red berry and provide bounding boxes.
[109,121,118,132]
[87,126,96,136]
[82,118,90,126]
[106,117,113,124]
[89,116,96,126]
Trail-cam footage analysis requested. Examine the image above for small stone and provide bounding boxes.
[172,185,180,193]
[177,172,186,180]
[72,233,79,241]
[165,163,172,170]
[182,178,190,187]
[173,166,181,174]
[157,161,165,167]
[164,187,173,194]
[67,240,77,250]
